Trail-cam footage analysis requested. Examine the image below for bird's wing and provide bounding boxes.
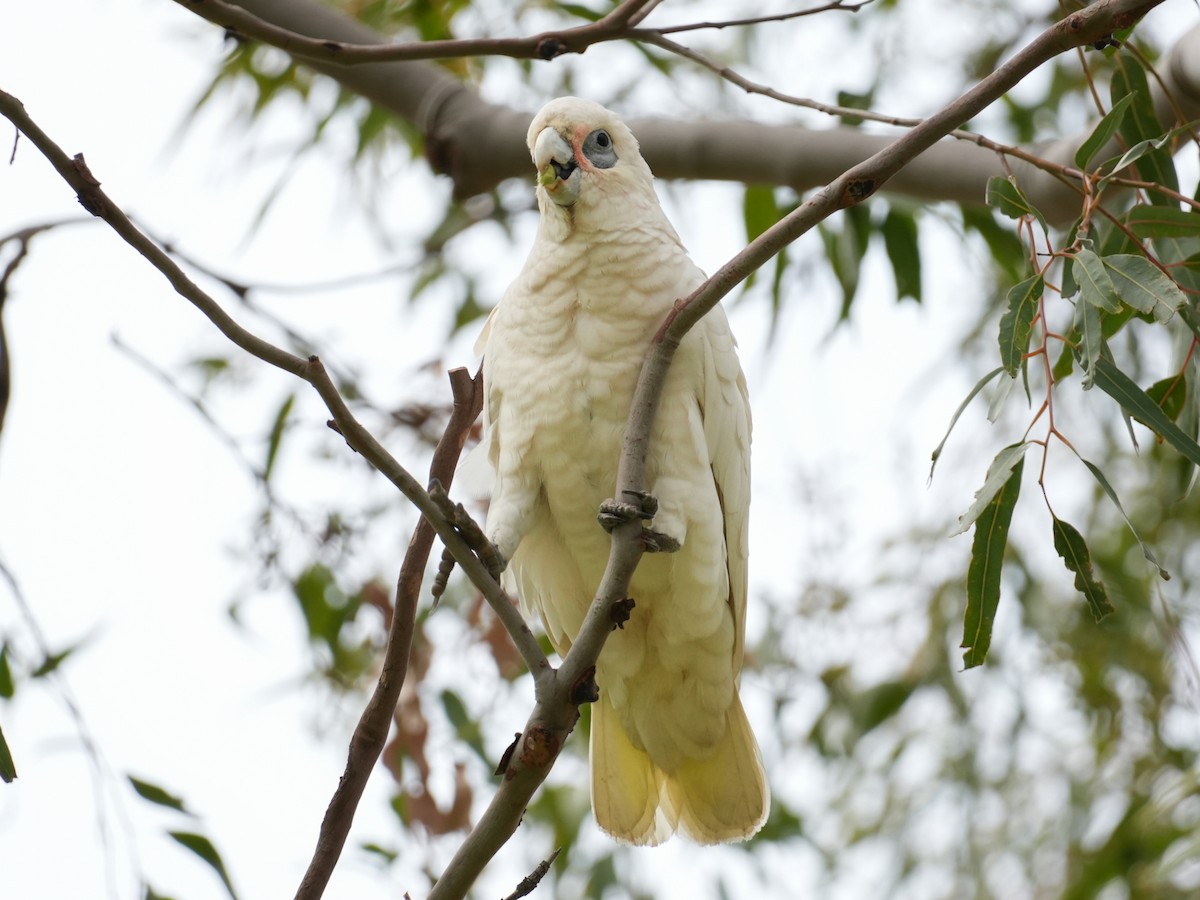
[698,307,752,671]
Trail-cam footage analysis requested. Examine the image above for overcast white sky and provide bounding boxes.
[1,2,1195,899]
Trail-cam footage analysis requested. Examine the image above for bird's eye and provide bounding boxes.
[583,128,618,169]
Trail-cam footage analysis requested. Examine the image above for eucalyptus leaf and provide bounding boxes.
[963,455,1024,668]
[929,366,1006,481]
[1103,254,1185,323]
[1051,517,1115,622]
[954,442,1030,536]
[985,176,1047,233]
[997,273,1043,377]
[168,832,238,900]
[1092,357,1200,467]
[1074,92,1135,170]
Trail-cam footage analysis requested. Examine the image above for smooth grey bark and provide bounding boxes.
[220,0,1199,224]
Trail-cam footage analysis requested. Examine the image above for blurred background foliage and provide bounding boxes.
[3,0,1198,897]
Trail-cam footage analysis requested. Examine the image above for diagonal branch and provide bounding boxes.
[424,1,1169,897]
[294,366,482,900]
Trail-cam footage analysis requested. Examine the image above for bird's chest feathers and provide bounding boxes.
[496,234,677,486]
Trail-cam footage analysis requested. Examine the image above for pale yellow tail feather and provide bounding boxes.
[590,693,673,845]
[591,692,768,845]
[667,694,769,844]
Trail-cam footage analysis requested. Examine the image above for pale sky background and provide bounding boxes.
[1,2,1195,899]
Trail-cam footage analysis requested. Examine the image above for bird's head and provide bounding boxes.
[526,97,652,215]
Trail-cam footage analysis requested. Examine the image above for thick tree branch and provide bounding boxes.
[423,1,1171,897]
[183,0,1198,221]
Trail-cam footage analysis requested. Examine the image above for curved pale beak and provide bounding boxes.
[533,127,580,207]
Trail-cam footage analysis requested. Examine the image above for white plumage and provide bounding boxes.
[478,97,768,844]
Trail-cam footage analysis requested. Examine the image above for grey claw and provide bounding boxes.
[640,528,680,553]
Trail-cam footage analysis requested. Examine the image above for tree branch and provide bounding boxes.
[424,1,1171,896]
[181,0,1198,221]
[294,366,482,900]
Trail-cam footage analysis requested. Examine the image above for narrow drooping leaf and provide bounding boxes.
[1145,375,1188,423]
[1103,254,1186,322]
[263,392,295,482]
[129,776,192,815]
[880,207,922,302]
[1075,455,1169,579]
[1092,357,1200,467]
[440,689,489,765]
[985,176,1048,233]
[962,456,1025,669]
[1052,517,1115,622]
[929,366,1006,480]
[1125,204,1200,240]
[742,184,781,243]
[1074,92,1135,170]
[0,722,16,783]
[1105,133,1175,183]
[1072,247,1122,313]
[168,832,238,900]
[997,273,1043,377]
[0,645,13,699]
[954,442,1030,535]
[1075,295,1104,389]
[1110,56,1180,201]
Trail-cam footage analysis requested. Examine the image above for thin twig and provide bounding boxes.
[176,0,870,65]
[501,848,560,900]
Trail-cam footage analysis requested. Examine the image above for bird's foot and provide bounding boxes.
[597,492,679,553]
[639,528,680,554]
[597,490,659,531]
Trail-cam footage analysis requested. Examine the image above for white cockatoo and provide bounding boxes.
[477,97,768,845]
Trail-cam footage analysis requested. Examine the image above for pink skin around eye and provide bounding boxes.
[572,123,594,171]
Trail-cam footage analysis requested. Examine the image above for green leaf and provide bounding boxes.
[1075,294,1104,389]
[1125,205,1200,240]
[741,185,782,294]
[263,393,295,483]
[929,366,1006,480]
[129,776,192,814]
[1103,254,1185,323]
[1075,455,1168,579]
[961,206,1026,283]
[143,885,178,900]
[1092,357,1200,467]
[963,455,1024,669]
[985,176,1047,233]
[997,273,1043,377]
[439,689,489,765]
[1145,375,1188,423]
[0,645,13,699]
[1072,247,1122,313]
[880,207,922,302]
[0,721,16,783]
[168,832,238,900]
[1051,518,1115,622]
[954,442,1030,535]
[742,184,781,244]
[1110,55,1180,201]
[1074,92,1135,170]
[1106,133,1175,182]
